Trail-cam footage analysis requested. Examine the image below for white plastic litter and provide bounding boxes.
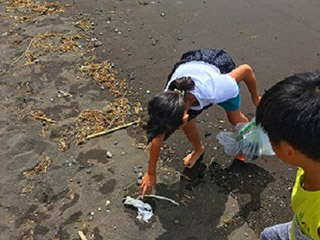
[123,196,153,223]
[216,118,275,161]
[142,194,180,206]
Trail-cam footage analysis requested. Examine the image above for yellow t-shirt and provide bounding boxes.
[291,168,320,240]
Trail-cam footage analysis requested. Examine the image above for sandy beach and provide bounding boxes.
[1,0,320,239]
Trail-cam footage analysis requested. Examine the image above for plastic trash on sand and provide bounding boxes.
[216,118,275,161]
[123,196,153,222]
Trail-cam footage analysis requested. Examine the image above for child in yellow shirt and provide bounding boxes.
[256,72,320,240]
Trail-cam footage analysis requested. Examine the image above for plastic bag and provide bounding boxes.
[216,118,275,161]
[123,196,153,222]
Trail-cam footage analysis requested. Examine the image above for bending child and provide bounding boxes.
[140,48,261,197]
[257,72,320,240]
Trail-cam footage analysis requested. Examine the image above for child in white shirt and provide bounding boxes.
[140,48,261,198]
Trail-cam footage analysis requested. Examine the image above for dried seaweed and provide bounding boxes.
[74,97,140,144]
[31,109,56,136]
[79,61,127,97]
[74,19,90,33]
[5,0,66,23]
[15,32,84,65]
[23,156,53,179]
[21,182,35,195]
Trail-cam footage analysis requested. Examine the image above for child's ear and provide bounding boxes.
[281,141,300,163]
[182,112,189,123]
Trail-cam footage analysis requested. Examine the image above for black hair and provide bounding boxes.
[146,77,195,141]
[256,72,320,161]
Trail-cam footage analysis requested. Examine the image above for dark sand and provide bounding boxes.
[1,0,320,239]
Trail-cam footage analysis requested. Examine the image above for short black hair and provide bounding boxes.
[256,72,320,161]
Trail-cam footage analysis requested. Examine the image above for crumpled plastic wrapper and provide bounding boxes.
[123,196,153,223]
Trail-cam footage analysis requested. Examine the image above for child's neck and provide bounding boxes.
[302,161,320,191]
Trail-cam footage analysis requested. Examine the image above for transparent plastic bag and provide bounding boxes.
[216,118,275,161]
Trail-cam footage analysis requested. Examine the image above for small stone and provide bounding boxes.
[160,12,165,17]
[177,37,182,41]
[98,207,102,211]
[85,167,93,174]
[68,162,72,167]
[174,219,180,224]
[146,90,151,94]
[105,200,111,206]
[121,152,125,155]
[100,86,105,90]
[87,215,94,221]
[138,172,143,179]
[106,209,110,213]
[244,232,249,237]
[90,211,95,216]
[136,179,142,186]
[114,28,119,33]
[213,146,218,150]
[151,40,158,46]
[129,73,135,80]
[106,151,113,158]
[219,120,225,124]
[114,141,118,145]
[94,41,102,47]
[132,167,138,173]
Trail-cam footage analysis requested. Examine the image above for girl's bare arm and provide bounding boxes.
[140,134,164,198]
[228,64,260,107]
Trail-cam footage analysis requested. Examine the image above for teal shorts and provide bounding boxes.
[217,84,241,112]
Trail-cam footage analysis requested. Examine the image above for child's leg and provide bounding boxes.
[260,222,291,240]
[226,109,248,126]
[182,118,205,169]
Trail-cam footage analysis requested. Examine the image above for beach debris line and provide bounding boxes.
[123,196,153,223]
[4,0,66,24]
[31,109,57,136]
[14,32,84,65]
[23,155,53,179]
[79,61,127,97]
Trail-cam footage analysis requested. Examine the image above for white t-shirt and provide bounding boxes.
[165,61,239,111]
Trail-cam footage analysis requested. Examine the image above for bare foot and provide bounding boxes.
[183,146,205,169]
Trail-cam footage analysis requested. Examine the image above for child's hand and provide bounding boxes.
[252,95,261,107]
[140,173,156,199]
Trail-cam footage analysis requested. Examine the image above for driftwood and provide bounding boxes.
[77,231,87,240]
[86,120,139,140]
